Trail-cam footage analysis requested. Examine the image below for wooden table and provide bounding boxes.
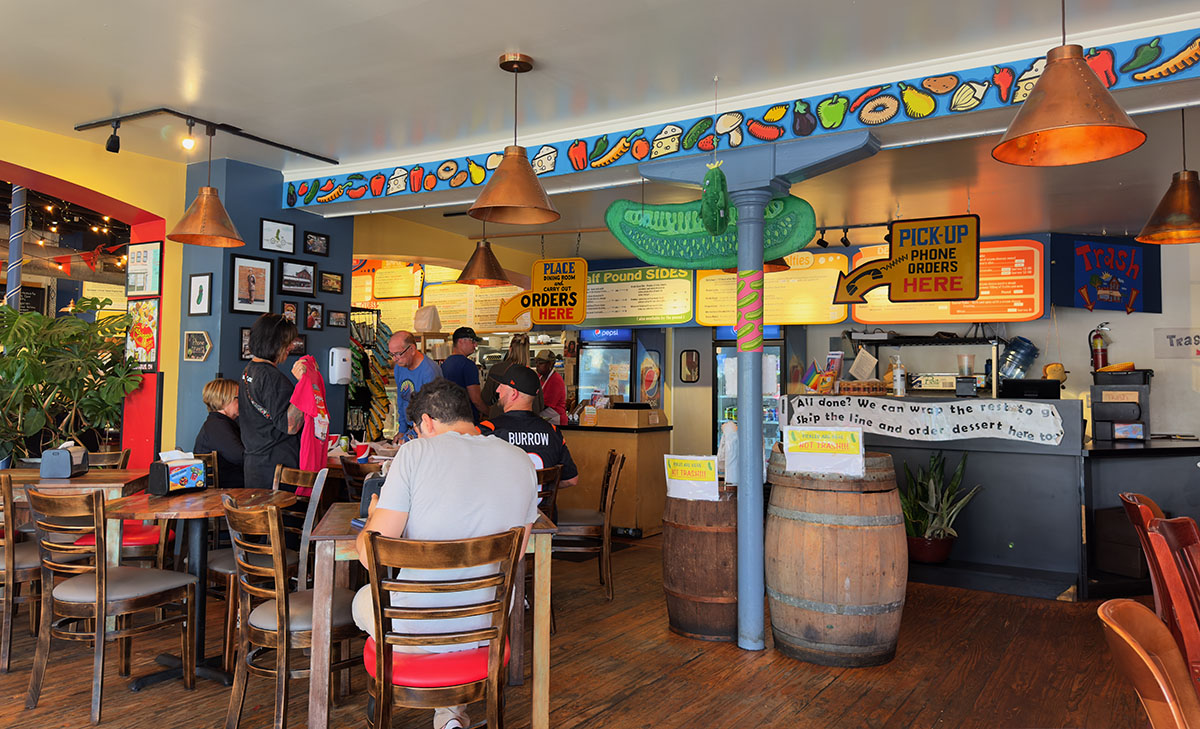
[5,468,149,568]
[106,488,296,689]
[308,502,556,729]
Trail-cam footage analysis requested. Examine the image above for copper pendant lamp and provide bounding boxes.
[991,2,1144,167]
[457,221,511,287]
[468,53,560,225]
[1137,110,1200,244]
[168,125,244,247]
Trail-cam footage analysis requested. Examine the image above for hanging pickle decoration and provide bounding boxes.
[701,160,731,236]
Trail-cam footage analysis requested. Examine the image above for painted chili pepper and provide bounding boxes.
[747,119,785,141]
[319,178,335,192]
[316,182,352,204]
[346,185,368,199]
[849,84,890,113]
[298,181,310,196]
[568,139,588,170]
[1120,38,1162,73]
[589,135,610,162]
[992,66,1015,103]
[1086,48,1117,88]
[409,166,424,193]
[347,173,366,181]
[591,129,643,168]
[369,173,386,197]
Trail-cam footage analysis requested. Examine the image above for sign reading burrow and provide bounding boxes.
[497,257,588,326]
[834,214,980,304]
[779,394,1064,445]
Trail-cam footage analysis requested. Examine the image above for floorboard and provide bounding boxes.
[0,536,1146,728]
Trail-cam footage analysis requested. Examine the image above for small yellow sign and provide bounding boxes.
[785,428,863,456]
[665,457,718,482]
[497,257,588,325]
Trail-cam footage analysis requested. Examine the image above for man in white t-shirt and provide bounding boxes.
[354,378,537,729]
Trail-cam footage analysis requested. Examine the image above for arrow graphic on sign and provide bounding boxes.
[496,257,588,326]
[832,257,908,304]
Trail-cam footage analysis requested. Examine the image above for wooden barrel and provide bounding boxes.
[765,451,907,666]
[662,485,737,641]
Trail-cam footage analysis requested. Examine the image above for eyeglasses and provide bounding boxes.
[389,344,414,359]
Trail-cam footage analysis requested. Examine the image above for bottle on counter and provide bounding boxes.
[891,355,906,397]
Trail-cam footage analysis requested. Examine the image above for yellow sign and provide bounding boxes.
[665,457,718,482]
[834,214,980,304]
[785,428,863,456]
[497,257,588,325]
[695,251,848,326]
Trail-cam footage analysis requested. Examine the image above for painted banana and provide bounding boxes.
[949,80,991,112]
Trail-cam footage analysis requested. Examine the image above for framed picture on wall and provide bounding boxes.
[240,327,252,360]
[126,298,160,371]
[278,258,316,297]
[680,349,700,383]
[183,331,212,362]
[319,271,344,294]
[126,241,163,297]
[280,300,298,325]
[230,255,272,314]
[188,273,212,316]
[261,219,294,254]
[287,334,306,356]
[304,301,324,331]
[327,310,348,328]
[303,231,330,257]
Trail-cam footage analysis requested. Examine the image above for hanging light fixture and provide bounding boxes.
[181,119,196,151]
[816,229,830,248]
[105,121,120,154]
[1137,109,1200,244]
[457,222,511,287]
[840,228,852,247]
[992,0,1144,166]
[167,124,244,248]
[468,53,560,225]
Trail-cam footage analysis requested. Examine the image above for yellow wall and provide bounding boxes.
[0,120,187,448]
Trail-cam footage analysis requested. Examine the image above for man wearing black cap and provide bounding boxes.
[441,326,487,422]
[480,365,578,490]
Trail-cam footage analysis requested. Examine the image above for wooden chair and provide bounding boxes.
[1099,598,1200,729]
[0,473,40,672]
[196,451,221,489]
[1146,516,1200,691]
[340,456,382,503]
[223,495,358,729]
[361,526,524,729]
[24,488,196,724]
[554,450,625,600]
[1121,492,1168,620]
[87,449,130,469]
[535,465,562,524]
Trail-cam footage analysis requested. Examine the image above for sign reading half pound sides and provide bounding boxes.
[497,257,588,325]
[833,214,980,304]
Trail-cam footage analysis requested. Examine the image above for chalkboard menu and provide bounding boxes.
[18,286,46,315]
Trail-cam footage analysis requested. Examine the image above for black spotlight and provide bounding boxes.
[840,227,851,247]
[105,121,120,154]
[816,229,829,248]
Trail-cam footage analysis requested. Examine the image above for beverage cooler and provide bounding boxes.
[713,325,785,454]
[577,328,635,402]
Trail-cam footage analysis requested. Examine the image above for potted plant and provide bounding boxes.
[899,451,982,564]
[0,297,141,467]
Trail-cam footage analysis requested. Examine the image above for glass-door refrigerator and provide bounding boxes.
[713,325,785,454]
[577,328,635,402]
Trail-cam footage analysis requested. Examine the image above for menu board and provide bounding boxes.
[18,286,46,315]
[581,266,693,327]
[852,239,1044,324]
[421,281,531,332]
[696,251,848,326]
[374,297,420,332]
[372,263,422,298]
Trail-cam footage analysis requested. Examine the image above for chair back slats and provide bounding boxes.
[535,465,562,522]
[194,451,220,489]
[602,453,626,530]
[221,495,291,608]
[88,449,130,469]
[340,457,382,502]
[1099,598,1200,729]
[383,574,507,594]
[296,468,329,588]
[26,488,105,584]
[1122,493,1169,620]
[1147,516,1200,690]
[1,475,14,575]
[273,465,320,493]
[384,628,499,650]
[597,450,617,511]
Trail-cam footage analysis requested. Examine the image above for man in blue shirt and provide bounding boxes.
[390,330,441,439]
[440,326,487,422]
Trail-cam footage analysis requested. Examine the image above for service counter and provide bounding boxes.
[559,414,673,538]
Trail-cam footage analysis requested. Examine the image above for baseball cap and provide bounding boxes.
[533,349,557,363]
[503,365,541,397]
[453,326,482,342]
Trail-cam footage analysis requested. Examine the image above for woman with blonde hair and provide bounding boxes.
[194,378,245,489]
[481,333,542,419]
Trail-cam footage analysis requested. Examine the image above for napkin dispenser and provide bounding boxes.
[40,446,89,478]
[148,458,207,496]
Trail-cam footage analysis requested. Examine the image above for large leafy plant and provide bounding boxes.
[0,297,141,461]
[900,451,982,539]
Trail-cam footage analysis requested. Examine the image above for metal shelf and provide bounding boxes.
[850,335,1004,347]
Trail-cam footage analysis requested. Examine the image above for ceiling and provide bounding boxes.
[3,2,1200,259]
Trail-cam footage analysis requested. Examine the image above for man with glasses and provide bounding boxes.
[389,330,441,441]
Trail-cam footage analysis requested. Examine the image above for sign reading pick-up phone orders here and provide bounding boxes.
[497,257,588,326]
[834,215,980,305]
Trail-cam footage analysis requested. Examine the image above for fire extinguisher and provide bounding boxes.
[1089,322,1110,371]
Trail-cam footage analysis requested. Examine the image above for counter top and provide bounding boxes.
[1085,439,1200,458]
[560,424,674,433]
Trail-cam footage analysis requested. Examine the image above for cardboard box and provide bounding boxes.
[594,408,667,429]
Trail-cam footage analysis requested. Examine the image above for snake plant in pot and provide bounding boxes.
[900,451,982,563]
[0,297,140,466]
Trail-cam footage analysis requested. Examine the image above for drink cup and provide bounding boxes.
[957,354,976,377]
[354,443,372,463]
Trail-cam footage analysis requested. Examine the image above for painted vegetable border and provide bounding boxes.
[284,27,1200,209]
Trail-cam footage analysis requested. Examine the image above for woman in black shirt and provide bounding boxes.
[194,378,245,489]
[239,314,305,488]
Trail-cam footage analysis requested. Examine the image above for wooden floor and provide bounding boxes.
[0,536,1145,728]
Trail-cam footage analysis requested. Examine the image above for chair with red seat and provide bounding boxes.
[360,526,524,729]
[74,448,171,566]
[1145,515,1200,692]
[1121,492,1169,620]
[1099,598,1200,729]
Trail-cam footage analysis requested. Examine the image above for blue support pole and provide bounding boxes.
[731,187,772,651]
[5,185,26,309]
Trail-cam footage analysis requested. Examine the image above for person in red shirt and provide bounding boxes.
[533,350,567,425]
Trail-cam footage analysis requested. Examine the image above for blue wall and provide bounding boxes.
[175,159,353,450]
